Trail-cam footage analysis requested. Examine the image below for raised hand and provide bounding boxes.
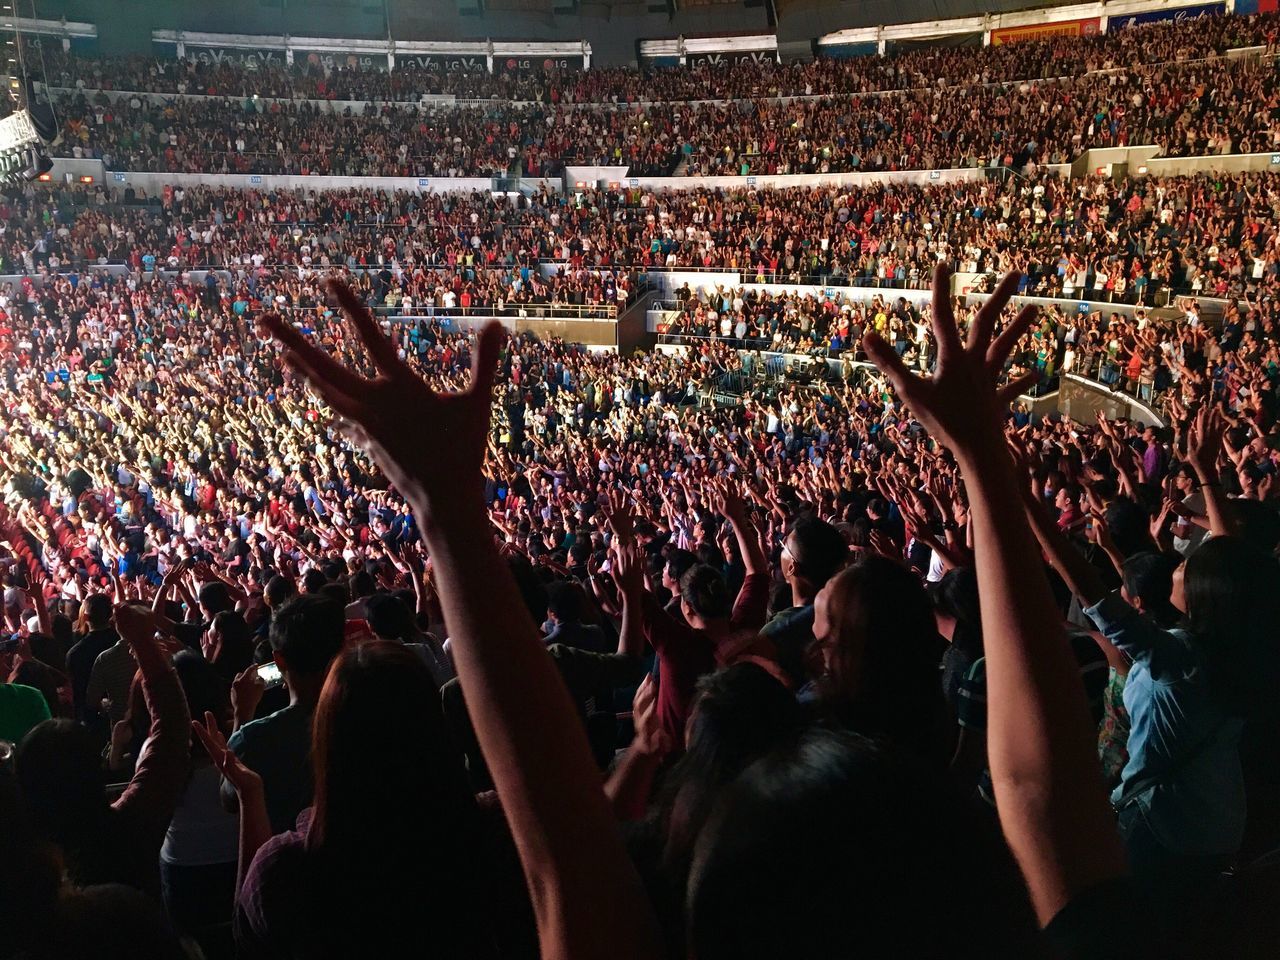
[863,266,1039,463]
[629,675,672,759]
[192,709,263,799]
[1185,404,1227,481]
[258,277,503,530]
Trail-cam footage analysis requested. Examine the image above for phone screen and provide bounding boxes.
[256,662,284,688]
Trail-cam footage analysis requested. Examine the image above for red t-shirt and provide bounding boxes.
[641,572,771,743]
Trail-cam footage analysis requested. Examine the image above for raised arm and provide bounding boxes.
[260,279,661,960]
[864,266,1126,926]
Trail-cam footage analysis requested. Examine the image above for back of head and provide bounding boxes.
[1184,536,1280,713]
[1121,551,1178,627]
[268,594,345,679]
[787,516,849,591]
[664,664,804,872]
[197,581,232,618]
[264,574,297,609]
[545,580,584,624]
[82,594,113,630]
[310,641,473,854]
[687,728,1036,960]
[300,568,328,595]
[365,593,414,641]
[814,556,950,762]
[15,719,110,879]
[172,650,231,743]
[1105,497,1153,558]
[348,569,376,600]
[209,610,253,679]
[680,564,732,621]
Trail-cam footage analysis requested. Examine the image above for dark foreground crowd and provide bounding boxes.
[1,262,1278,959]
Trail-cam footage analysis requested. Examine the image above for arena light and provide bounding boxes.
[79,175,94,183]
[36,172,51,181]
[0,79,59,186]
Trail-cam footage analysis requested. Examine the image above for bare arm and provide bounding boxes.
[864,266,1126,925]
[260,282,662,960]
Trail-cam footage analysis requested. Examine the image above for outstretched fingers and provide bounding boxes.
[930,262,963,361]
[970,270,1023,351]
[863,331,921,406]
[258,312,368,399]
[468,321,504,400]
[987,303,1040,372]
[326,276,405,374]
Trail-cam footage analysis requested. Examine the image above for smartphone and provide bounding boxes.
[256,661,284,688]
[0,635,20,654]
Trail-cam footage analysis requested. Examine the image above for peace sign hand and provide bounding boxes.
[258,277,502,532]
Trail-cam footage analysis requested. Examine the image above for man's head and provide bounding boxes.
[782,517,849,604]
[264,575,297,611]
[545,581,584,626]
[663,548,698,595]
[1120,551,1178,626]
[365,593,415,642]
[268,594,346,698]
[679,564,732,629]
[197,582,232,620]
[82,594,113,631]
[1054,484,1081,514]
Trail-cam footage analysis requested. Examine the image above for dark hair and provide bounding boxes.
[9,660,62,719]
[687,728,1037,959]
[15,719,116,887]
[786,516,848,588]
[545,580,584,624]
[268,595,345,678]
[301,568,328,594]
[932,566,983,661]
[82,594,113,629]
[208,610,254,682]
[1232,498,1280,553]
[348,569,376,599]
[264,574,297,608]
[319,582,351,607]
[661,664,803,877]
[665,548,698,583]
[1183,537,1280,714]
[1121,551,1179,627]
[196,582,232,617]
[365,593,414,641]
[813,556,952,764]
[171,650,231,758]
[679,564,732,620]
[303,642,485,954]
[1104,497,1154,558]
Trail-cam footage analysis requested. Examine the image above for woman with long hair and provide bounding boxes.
[808,554,954,765]
[222,641,498,959]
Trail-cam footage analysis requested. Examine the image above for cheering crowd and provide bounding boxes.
[0,241,1279,960]
[1,11,1280,960]
[43,46,1280,177]
[3,169,1279,305]
[41,11,1280,105]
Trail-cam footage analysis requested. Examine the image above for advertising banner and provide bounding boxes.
[990,17,1101,45]
[1107,2,1225,32]
[181,45,286,70]
[396,53,488,73]
[495,55,584,72]
[684,50,776,68]
[294,50,385,72]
